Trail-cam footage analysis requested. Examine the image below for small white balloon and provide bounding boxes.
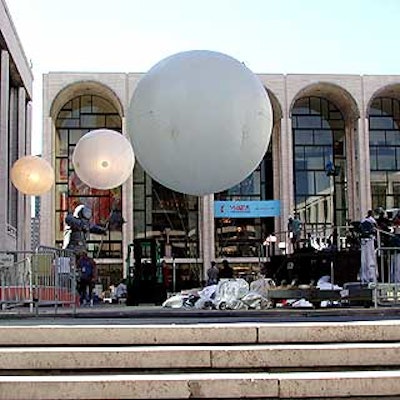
[11,155,55,196]
[72,129,135,190]
[128,50,273,195]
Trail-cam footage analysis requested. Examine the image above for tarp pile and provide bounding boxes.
[162,275,344,310]
[162,277,276,310]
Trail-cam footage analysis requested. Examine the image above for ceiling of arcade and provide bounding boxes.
[367,83,400,112]
[50,81,123,119]
[290,82,359,121]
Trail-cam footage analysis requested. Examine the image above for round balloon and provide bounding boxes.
[11,155,54,195]
[128,50,273,195]
[72,129,135,190]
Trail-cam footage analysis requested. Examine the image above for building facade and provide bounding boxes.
[41,71,400,286]
[0,0,33,251]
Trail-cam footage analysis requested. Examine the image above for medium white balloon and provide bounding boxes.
[72,129,135,190]
[11,155,54,195]
[128,50,273,195]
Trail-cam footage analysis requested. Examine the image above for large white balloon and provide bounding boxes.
[128,50,273,196]
[72,129,135,190]
[11,155,54,195]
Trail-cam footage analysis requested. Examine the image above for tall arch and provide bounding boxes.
[50,80,124,119]
[290,82,360,244]
[51,84,125,286]
[367,83,400,213]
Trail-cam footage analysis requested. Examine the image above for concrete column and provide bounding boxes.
[356,116,368,219]
[363,116,372,212]
[200,194,214,281]
[122,116,133,277]
[25,101,32,249]
[279,116,291,242]
[0,50,10,242]
[272,121,281,236]
[40,117,54,246]
[345,120,356,222]
[17,87,26,250]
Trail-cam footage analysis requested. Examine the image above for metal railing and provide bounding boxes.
[0,246,78,315]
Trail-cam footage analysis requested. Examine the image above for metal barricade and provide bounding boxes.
[372,246,400,307]
[0,251,34,311]
[33,246,78,315]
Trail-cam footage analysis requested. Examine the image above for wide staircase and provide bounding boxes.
[1,320,400,399]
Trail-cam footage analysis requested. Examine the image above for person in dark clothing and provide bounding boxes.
[77,252,97,306]
[219,259,234,279]
[206,261,219,285]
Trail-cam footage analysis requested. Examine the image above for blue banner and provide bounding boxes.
[214,200,281,218]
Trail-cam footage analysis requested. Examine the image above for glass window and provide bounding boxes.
[92,96,117,114]
[369,130,386,145]
[69,129,88,145]
[369,97,400,209]
[106,115,121,128]
[292,97,309,114]
[313,130,332,145]
[294,147,306,170]
[304,146,325,170]
[310,97,321,115]
[292,96,347,232]
[294,130,313,145]
[297,115,321,129]
[315,171,330,194]
[369,148,377,170]
[55,95,123,260]
[296,171,314,195]
[382,98,393,116]
[80,114,106,128]
[385,130,400,146]
[370,116,393,130]
[56,130,68,156]
[377,147,396,170]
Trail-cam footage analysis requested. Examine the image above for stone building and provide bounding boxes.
[40,70,400,285]
[0,0,33,251]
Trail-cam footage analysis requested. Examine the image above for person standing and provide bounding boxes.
[288,214,302,250]
[219,259,234,279]
[206,261,219,286]
[359,210,378,284]
[77,252,97,306]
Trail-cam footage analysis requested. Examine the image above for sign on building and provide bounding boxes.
[214,200,281,218]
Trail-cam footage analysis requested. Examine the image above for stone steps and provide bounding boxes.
[1,343,400,372]
[1,320,400,345]
[1,371,400,399]
[1,321,400,398]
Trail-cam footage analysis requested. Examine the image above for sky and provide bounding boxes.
[5,0,400,154]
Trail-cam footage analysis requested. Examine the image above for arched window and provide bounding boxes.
[54,94,123,262]
[292,96,347,236]
[369,97,400,212]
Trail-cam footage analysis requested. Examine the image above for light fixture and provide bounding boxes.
[10,155,54,195]
[128,50,273,195]
[72,129,135,190]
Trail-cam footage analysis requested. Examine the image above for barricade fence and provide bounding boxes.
[0,246,78,315]
[371,246,400,307]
